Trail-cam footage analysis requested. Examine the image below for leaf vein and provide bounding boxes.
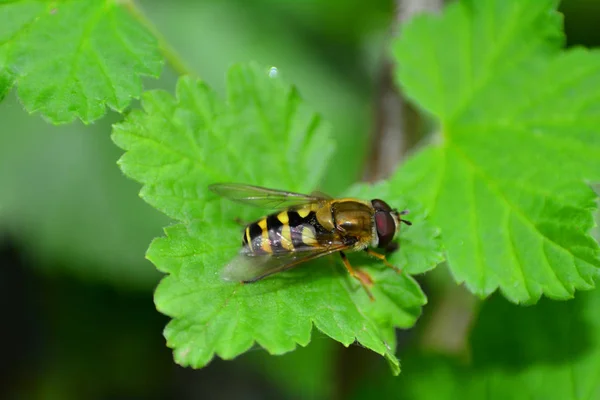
[506,209,533,299]
[450,141,587,296]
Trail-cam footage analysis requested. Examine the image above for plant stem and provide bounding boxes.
[362,0,444,182]
[123,0,196,77]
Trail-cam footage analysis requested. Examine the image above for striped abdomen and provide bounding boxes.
[242,208,332,255]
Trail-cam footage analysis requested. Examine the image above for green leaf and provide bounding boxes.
[112,63,442,373]
[0,0,162,124]
[391,0,600,303]
[360,288,600,400]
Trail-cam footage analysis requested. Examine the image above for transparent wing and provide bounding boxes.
[221,242,349,283]
[310,190,332,200]
[209,183,329,210]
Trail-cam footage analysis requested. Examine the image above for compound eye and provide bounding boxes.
[371,199,392,212]
[375,211,396,248]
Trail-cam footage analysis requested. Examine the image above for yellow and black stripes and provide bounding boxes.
[266,214,284,251]
[242,208,331,255]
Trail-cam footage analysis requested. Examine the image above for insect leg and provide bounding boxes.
[364,249,402,274]
[339,252,375,301]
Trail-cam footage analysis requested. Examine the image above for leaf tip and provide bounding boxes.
[386,352,401,376]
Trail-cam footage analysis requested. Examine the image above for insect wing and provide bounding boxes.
[209,183,328,210]
[221,243,349,283]
[310,190,332,199]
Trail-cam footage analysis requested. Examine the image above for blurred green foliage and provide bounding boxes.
[353,287,600,400]
[0,94,168,289]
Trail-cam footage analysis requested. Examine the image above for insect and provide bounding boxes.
[209,183,412,300]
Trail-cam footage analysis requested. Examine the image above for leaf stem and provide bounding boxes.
[123,0,195,77]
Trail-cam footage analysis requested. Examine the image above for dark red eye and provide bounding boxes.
[371,199,392,212]
[375,211,396,248]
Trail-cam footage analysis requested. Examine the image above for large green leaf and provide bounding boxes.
[113,63,443,373]
[391,0,600,303]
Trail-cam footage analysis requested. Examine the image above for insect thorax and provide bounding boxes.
[330,200,374,236]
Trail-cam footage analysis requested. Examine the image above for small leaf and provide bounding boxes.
[113,63,442,373]
[391,0,600,303]
[0,0,162,124]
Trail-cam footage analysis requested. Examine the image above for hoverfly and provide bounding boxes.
[209,183,412,300]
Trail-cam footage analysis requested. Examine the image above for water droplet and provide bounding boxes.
[268,66,278,78]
